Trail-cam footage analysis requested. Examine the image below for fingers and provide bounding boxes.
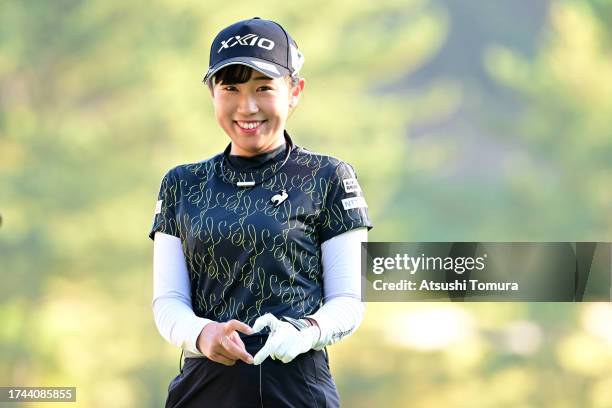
[220,334,253,364]
[200,321,255,365]
[275,340,294,363]
[228,331,246,349]
[252,319,308,364]
[210,351,236,366]
[225,319,254,336]
[279,350,297,364]
[252,313,279,333]
[253,339,274,365]
[206,320,253,365]
[254,337,296,364]
[253,329,284,365]
[206,316,303,366]
[272,330,299,363]
[228,333,251,363]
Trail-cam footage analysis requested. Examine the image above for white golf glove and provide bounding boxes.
[251,314,320,365]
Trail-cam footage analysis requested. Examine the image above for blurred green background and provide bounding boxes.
[2,0,612,406]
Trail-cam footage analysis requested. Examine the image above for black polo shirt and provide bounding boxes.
[149,134,372,327]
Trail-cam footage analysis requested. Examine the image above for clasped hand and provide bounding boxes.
[196,319,254,366]
[197,315,318,366]
[251,313,319,365]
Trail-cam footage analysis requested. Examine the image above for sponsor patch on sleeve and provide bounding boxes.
[155,200,163,215]
[341,196,368,210]
[342,178,361,193]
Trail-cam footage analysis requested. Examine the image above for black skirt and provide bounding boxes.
[165,335,340,408]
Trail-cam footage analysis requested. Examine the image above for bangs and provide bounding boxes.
[213,65,259,85]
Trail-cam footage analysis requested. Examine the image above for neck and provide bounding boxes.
[230,133,285,157]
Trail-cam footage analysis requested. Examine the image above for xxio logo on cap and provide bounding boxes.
[218,34,275,53]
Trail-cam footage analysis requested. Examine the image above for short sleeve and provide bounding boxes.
[148,170,180,240]
[318,161,373,243]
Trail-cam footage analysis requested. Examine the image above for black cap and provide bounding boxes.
[203,17,305,85]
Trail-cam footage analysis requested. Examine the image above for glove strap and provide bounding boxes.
[280,316,311,331]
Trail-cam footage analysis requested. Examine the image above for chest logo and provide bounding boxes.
[270,189,289,207]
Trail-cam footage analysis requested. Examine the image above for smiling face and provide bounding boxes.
[211,66,304,157]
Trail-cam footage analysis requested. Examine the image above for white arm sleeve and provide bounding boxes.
[306,227,367,349]
[152,232,214,355]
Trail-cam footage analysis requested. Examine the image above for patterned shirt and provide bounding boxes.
[149,133,372,327]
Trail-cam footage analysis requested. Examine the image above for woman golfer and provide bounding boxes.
[150,17,372,407]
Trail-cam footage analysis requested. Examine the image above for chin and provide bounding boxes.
[233,141,263,156]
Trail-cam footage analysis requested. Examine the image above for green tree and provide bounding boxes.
[1,1,446,406]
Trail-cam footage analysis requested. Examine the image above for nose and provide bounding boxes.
[237,92,258,115]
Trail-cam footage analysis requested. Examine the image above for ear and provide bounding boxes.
[293,77,305,96]
[290,78,306,107]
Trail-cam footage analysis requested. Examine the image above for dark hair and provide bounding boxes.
[213,64,253,85]
[212,65,299,87]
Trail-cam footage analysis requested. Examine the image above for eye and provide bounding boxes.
[257,85,273,91]
[222,85,238,92]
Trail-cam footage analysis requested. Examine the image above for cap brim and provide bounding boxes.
[203,57,290,85]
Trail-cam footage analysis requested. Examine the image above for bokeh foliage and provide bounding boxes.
[1,0,611,407]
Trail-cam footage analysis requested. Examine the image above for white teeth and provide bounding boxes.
[237,121,262,130]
